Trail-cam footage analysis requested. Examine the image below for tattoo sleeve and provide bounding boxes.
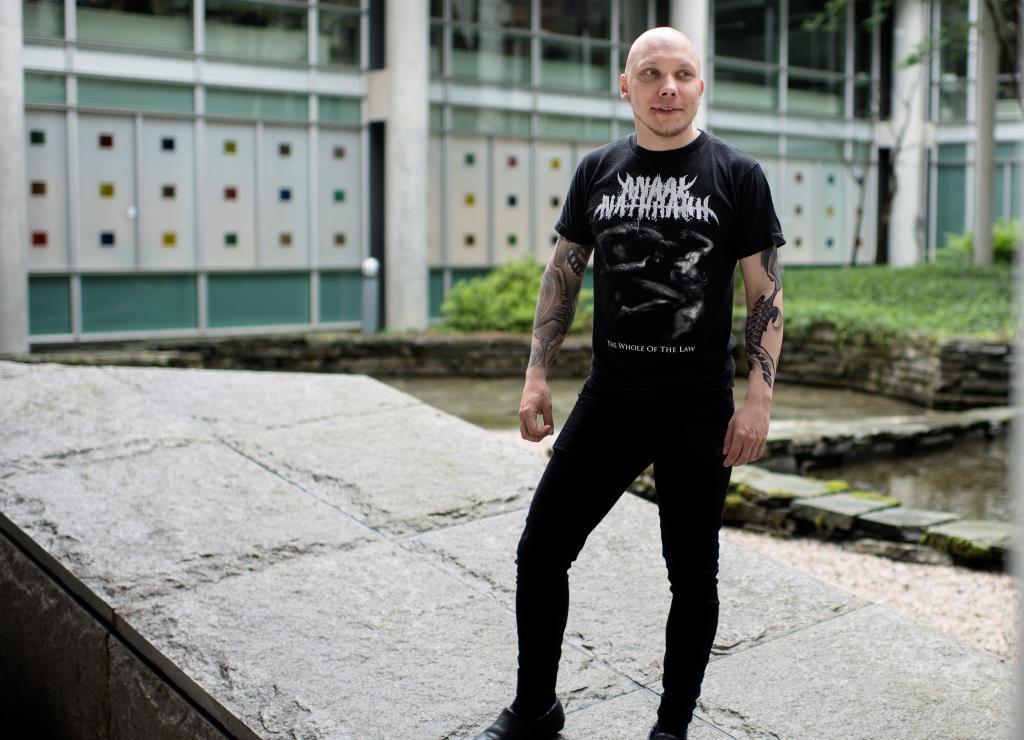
[528,236,594,371]
[745,245,784,388]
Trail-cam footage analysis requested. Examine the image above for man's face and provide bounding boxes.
[619,35,704,142]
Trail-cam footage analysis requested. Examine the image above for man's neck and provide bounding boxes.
[634,124,700,151]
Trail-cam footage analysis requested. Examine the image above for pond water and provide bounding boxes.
[378,376,1011,523]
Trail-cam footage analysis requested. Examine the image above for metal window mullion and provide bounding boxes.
[486,135,495,265]
[928,146,938,259]
[255,121,263,269]
[531,0,541,89]
[871,0,880,118]
[845,0,854,119]
[779,0,788,114]
[966,0,978,123]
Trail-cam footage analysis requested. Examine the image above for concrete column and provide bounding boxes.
[670,0,710,133]
[887,0,929,266]
[971,0,997,265]
[0,1,29,353]
[383,0,428,330]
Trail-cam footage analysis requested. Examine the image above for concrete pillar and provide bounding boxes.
[383,0,428,330]
[670,0,710,133]
[0,1,29,353]
[971,0,997,265]
[887,0,929,266]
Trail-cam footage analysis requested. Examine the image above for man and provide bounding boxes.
[475,26,785,740]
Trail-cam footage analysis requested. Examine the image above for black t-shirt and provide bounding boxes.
[555,129,785,398]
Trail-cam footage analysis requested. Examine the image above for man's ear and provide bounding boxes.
[619,72,629,99]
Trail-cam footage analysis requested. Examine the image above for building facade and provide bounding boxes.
[7,0,1022,344]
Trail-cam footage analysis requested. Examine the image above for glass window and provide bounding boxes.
[787,136,844,159]
[620,1,649,45]
[79,77,194,113]
[452,0,531,29]
[938,0,969,122]
[431,0,443,18]
[76,1,193,51]
[712,63,778,110]
[714,0,778,64]
[711,128,780,156]
[537,113,611,141]
[206,0,307,63]
[853,0,873,75]
[24,0,64,38]
[788,74,844,116]
[318,6,360,66]
[451,26,531,84]
[450,106,530,136]
[319,95,360,124]
[430,22,443,77]
[25,72,66,104]
[540,40,611,92]
[936,164,966,245]
[206,87,308,120]
[938,143,967,162]
[541,0,611,39]
[788,0,844,73]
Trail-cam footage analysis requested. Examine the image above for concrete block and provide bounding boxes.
[856,506,962,542]
[0,441,381,610]
[116,542,637,738]
[790,492,901,532]
[676,604,1013,739]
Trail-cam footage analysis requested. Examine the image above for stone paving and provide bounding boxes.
[0,361,1015,739]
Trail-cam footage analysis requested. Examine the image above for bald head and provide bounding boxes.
[624,26,702,79]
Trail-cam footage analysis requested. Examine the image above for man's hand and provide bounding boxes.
[722,397,771,466]
[519,375,554,442]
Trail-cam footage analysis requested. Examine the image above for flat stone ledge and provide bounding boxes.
[855,506,963,543]
[789,492,902,533]
[922,519,1015,568]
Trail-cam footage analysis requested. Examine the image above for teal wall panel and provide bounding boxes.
[206,88,308,121]
[82,275,197,332]
[78,77,193,114]
[28,276,71,335]
[319,271,361,322]
[24,72,65,104]
[429,268,444,319]
[208,272,310,327]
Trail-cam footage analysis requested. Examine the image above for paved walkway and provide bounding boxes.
[0,361,1014,739]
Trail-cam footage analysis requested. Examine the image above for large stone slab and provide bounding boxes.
[0,362,209,474]
[730,465,845,506]
[789,492,901,532]
[0,441,381,613]
[102,365,419,432]
[923,519,1015,565]
[675,604,1014,739]
[222,403,549,537]
[405,493,868,690]
[856,505,962,542]
[115,541,638,739]
[557,686,734,739]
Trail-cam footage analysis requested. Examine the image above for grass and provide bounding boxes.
[736,263,1016,341]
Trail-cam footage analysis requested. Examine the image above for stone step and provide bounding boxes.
[789,492,902,533]
[855,506,963,543]
[922,519,1015,568]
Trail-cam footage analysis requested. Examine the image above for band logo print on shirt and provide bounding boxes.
[594,173,719,225]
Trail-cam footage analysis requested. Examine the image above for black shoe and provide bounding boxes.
[473,697,565,739]
[647,721,687,740]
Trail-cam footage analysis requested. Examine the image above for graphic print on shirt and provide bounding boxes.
[594,171,718,350]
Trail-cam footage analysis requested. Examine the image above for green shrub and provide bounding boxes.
[440,256,594,333]
[938,218,1023,265]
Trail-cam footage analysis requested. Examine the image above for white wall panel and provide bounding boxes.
[490,137,530,264]
[77,114,135,269]
[317,129,362,268]
[533,141,574,257]
[446,134,488,266]
[202,123,256,268]
[139,119,195,268]
[260,125,309,267]
[25,112,69,270]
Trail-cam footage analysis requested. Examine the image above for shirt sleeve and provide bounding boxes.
[734,163,786,260]
[553,156,596,246]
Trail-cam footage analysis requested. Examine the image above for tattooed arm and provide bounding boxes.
[722,246,784,467]
[519,235,595,442]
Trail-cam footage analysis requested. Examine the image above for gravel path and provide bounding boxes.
[492,429,1020,663]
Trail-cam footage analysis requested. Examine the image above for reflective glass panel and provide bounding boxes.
[206,0,307,63]
[788,0,844,73]
[712,64,778,110]
[714,0,778,63]
[451,26,531,84]
[24,0,64,37]
[540,0,611,39]
[318,7,360,66]
[620,0,649,45]
[452,0,531,29]
[787,74,844,116]
[540,40,611,92]
[430,22,443,77]
[76,0,193,51]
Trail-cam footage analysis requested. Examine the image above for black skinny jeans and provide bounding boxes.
[514,380,735,730]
